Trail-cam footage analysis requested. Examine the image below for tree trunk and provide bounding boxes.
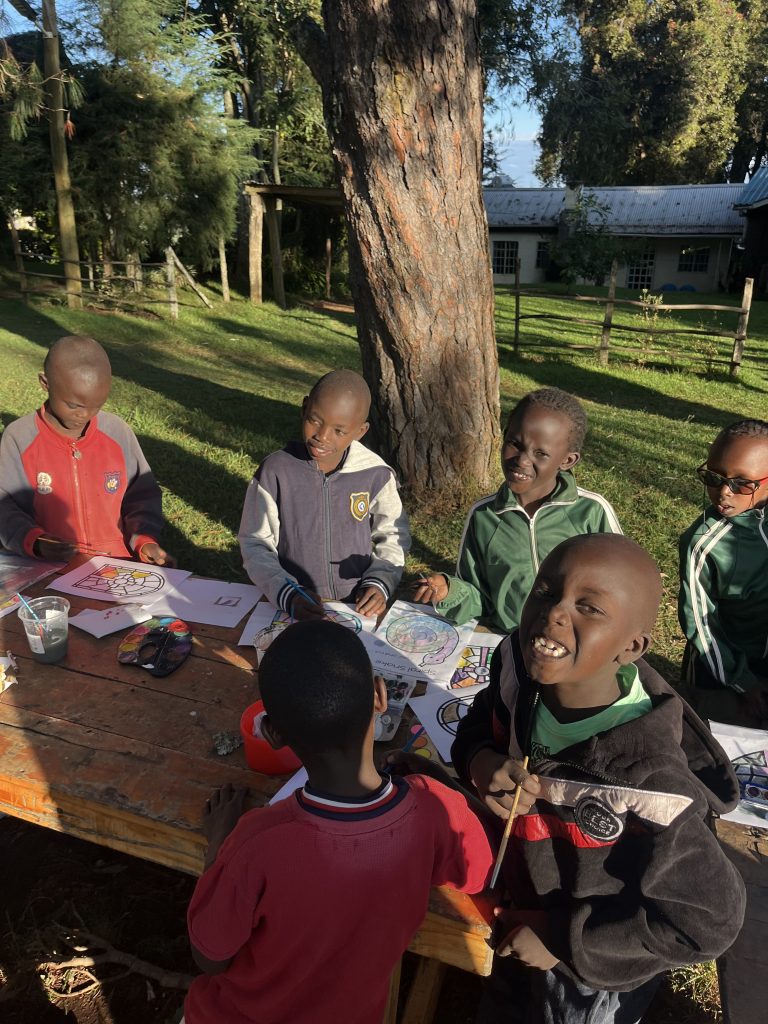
[42,0,82,309]
[293,1,500,495]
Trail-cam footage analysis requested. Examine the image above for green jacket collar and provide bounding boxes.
[494,470,578,514]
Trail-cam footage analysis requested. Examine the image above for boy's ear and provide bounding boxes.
[617,632,651,665]
[373,674,388,714]
[560,451,581,471]
[260,715,285,751]
[39,372,50,394]
[357,420,370,441]
[301,396,309,416]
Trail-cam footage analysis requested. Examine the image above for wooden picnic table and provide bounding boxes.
[0,571,494,1023]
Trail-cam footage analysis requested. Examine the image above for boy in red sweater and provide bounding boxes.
[185,620,495,1024]
[0,335,172,565]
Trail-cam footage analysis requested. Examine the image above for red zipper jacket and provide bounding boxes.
[0,407,163,559]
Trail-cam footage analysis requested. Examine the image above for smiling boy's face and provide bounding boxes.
[501,405,580,511]
[519,538,657,699]
[301,388,369,473]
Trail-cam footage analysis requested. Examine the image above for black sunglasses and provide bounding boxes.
[696,463,768,496]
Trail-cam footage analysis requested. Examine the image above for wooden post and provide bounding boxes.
[730,277,753,376]
[42,0,82,310]
[248,192,264,305]
[599,259,618,367]
[169,248,212,309]
[7,217,28,302]
[401,958,447,1024]
[165,248,178,320]
[513,256,521,355]
[263,195,286,309]
[218,235,231,302]
[325,232,332,300]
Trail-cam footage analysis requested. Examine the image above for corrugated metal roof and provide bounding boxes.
[734,167,768,209]
[484,184,745,236]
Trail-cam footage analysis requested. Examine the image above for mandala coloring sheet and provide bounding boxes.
[376,600,476,686]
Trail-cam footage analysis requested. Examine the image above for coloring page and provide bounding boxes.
[48,557,191,605]
[449,630,505,689]
[358,631,430,682]
[407,681,486,763]
[710,720,768,829]
[69,605,153,638]
[141,578,262,628]
[238,601,372,652]
[376,600,476,686]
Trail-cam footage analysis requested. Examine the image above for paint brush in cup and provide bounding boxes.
[15,592,44,638]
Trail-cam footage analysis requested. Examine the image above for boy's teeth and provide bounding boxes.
[533,635,567,658]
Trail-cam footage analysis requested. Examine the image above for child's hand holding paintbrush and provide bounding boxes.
[33,535,106,562]
[411,571,449,605]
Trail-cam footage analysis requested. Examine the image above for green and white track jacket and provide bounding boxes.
[678,505,768,693]
[436,472,621,632]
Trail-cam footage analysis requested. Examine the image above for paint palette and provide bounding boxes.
[374,675,417,742]
[117,617,192,677]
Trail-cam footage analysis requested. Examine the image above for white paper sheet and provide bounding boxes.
[69,604,154,638]
[268,767,309,805]
[141,578,262,627]
[238,601,377,650]
[0,553,66,619]
[449,630,505,688]
[407,681,487,763]
[710,720,768,829]
[375,600,476,686]
[48,557,192,605]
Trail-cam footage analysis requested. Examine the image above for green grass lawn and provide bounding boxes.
[1,283,766,682]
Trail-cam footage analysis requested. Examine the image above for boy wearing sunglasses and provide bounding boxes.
[678,419,768,726]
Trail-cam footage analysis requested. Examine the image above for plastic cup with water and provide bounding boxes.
[17,596,70,664]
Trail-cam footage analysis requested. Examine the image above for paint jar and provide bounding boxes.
[239,700,302,775]
[18,597,70,664]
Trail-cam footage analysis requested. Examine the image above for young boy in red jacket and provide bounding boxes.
[0,335,173,565]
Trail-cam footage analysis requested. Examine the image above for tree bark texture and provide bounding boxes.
[300,0,500,495]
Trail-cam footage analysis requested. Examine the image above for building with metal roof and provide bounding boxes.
[485,183,746,292]
[734,168,768,291]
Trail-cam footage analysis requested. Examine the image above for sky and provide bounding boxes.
[1,1,544,186]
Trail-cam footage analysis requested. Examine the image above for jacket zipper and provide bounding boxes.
[759,510,768,657]
[322,474,336,598]
[537,755,628,789]
[71,443,89,546]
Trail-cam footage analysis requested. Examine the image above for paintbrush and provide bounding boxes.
[39,537,111,558]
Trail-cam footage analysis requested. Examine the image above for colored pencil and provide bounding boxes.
[402,725,426,753]
[283,577,321,608]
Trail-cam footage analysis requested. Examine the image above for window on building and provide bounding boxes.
[535,241,550,269]
[492,239,519,275]
[626,250,655,291]
[678,246,710,272]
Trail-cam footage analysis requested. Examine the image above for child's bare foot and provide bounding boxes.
[202,784,247,868]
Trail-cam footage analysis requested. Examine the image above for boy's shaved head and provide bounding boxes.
[309,369,371,419]
[44,335,112,385]
[259,620,375,756]
[553,534,662,631]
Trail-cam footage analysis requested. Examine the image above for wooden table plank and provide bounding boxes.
[0,574,494,978]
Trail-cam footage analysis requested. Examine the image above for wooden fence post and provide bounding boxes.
[7,217,28,303]
[165,248,178,319]
[218,235,230,303]
[513,257,521,355]
[599,259,618,366]
[730,277,753,376]
[263,195,286,309]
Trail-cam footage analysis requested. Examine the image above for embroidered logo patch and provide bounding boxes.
[574,797,623,842]
[36,472,53,495]
[350,492,370,522]
[104,472,121,494]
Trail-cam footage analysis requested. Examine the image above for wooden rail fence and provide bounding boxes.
[509,259,754,376]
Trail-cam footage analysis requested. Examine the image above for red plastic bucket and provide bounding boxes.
[239,700,302,775]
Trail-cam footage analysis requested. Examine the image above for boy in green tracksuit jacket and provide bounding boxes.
[413,388,621,632]
[678,418,768,727]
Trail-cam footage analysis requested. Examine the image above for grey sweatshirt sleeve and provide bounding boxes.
[0,420,41,556]
[359,473,411,598]
[238,477,294,609]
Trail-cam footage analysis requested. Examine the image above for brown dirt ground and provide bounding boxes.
[0,817,718,1023]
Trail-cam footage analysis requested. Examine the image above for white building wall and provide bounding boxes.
[489,232,554,285]
[490,232,732,293]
